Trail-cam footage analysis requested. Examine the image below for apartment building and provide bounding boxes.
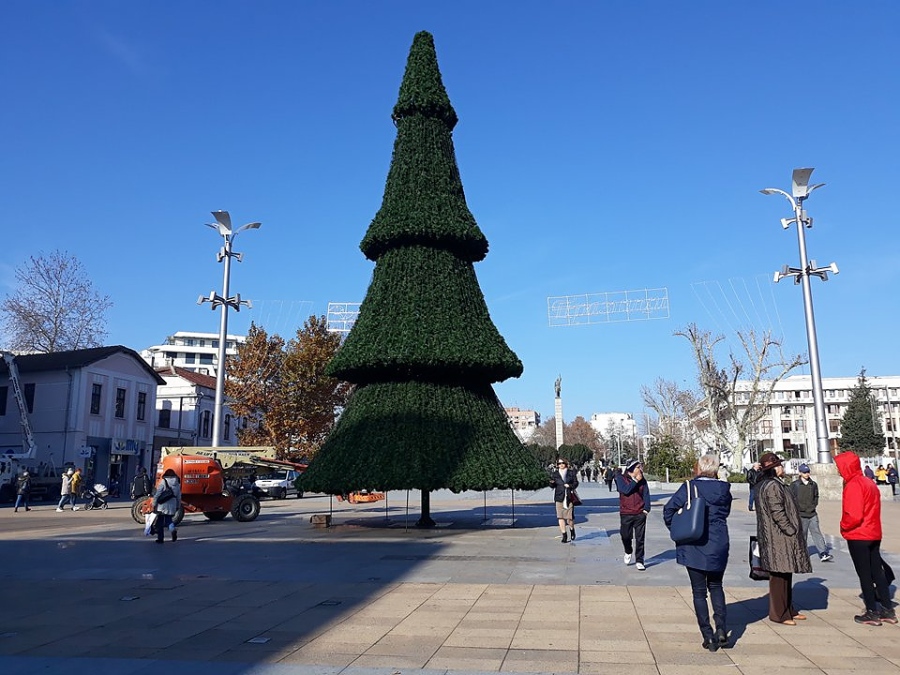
[140,330,245,378]
[505,407,540,442]
[589,412,638,439]
[721,373,900,465]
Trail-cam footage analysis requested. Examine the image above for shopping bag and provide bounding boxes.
[144,512,158,537]
[749,535,770,581]
[669,480,707,544]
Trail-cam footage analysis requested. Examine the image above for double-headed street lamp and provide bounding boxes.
[761,168,838,465]
[198,210,261,447]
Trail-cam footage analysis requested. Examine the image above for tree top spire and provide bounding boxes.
[392,31,458,129]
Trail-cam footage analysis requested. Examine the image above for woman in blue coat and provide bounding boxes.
[663,453,733,652]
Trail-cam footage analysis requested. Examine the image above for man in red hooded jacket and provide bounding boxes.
[835,451,896,626]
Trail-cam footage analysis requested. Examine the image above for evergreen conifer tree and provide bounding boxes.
[300,32,547,521]
[838,369,885,454]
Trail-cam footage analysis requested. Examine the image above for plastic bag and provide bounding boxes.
[144,512,158,536]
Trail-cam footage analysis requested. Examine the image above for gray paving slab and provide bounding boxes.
[2,481,900,674]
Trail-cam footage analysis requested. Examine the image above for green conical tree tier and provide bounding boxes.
[301,31,546,503]
[327,246,523,385]
[300,381,548,493]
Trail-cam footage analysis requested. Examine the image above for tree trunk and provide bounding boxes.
[416,489,435,528]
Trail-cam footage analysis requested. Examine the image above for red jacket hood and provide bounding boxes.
[835,451,862,481]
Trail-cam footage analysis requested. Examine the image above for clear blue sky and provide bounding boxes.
[2,2,897,425]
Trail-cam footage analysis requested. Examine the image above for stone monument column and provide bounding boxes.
[554,376,564,450]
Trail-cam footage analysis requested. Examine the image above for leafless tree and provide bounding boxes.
[1,251,112,352]
[675,323,806,469]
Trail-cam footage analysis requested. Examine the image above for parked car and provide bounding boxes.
[254,469,303,499]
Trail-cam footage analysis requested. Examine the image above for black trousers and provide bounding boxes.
[687,567,726,640]
[620,513,646,563]
[847,539,891,612]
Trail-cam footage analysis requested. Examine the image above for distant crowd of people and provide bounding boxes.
[552,449,897,651]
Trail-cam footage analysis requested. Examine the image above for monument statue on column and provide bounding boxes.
[554,376,564,450]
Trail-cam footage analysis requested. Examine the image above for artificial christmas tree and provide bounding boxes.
[300,31,547,524]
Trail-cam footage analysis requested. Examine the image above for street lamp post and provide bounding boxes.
[198,210,261,447]
[761,168,838,465]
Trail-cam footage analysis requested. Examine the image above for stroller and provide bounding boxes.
[82,483,110,510]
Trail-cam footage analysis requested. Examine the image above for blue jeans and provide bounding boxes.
[686,567,726,640]
[14,494,29,510]
[57,493,77,509]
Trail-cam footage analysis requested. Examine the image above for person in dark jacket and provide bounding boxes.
[790,464,833,563]
[604,466,615,492]
[549,458,579,543]
[755,452,812,625]
[131,467,152,499]
[616,459,651,570]
[664,453,733,651]
[14,471,32,512]
[887,464,898,496]
[835,451,895,625]
[746,461,761,511]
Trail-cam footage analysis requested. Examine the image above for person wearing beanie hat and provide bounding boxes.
[790,463,833,563]
[755,452,812,624]
[615,459,651,570]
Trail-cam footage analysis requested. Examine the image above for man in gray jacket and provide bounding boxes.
[790,463,833,563]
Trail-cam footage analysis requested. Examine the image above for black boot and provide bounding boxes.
[701,636,719,652]
[569,528,576,541]
[561,532,568,543]
[715,628,728,646]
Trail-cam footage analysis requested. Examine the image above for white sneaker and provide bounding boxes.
[624,552,633,565]
[72,507,79,511]
[55,508,64,512]
[636,562,646,571]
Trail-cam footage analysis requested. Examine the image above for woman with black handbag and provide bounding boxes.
[549,458,578,543]
[663,454,733,651]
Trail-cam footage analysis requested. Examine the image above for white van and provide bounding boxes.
[254,469,302,499]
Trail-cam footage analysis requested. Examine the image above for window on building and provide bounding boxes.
[201,410,211,438]
[91,384,102,414]
[829,419,841,433]
[782,406,792,416]
[159,408,171,428]
[212,340,219,349]
[794,390,802,399]
[185,339,195,346]
[760,419,773,434]
[826,389,834,398]
[165,351,177,361]
[0,386,7,416]
[115,388,126,418]
[199,354,213,365]
[827,404,841,415]
[782,421,792,433]
[23,383,35,414]
[224,414,231,441]
[181,353,194,364]
[199,339,206,347]
[795,419,805,430]
[137,392,147,421]
[887,418,896,432]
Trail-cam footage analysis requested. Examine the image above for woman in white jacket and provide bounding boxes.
[152,469,182,544]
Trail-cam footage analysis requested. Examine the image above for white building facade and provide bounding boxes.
[589,412,638,439]
[152,366,241,458]
[707,374,900,468]
[141,330,245,378]
[0,347,164,492]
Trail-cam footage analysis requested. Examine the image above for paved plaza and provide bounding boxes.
[2,479,900,674]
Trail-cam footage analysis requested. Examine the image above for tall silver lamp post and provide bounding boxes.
[198,210,261,447]
[761,168,838,465]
